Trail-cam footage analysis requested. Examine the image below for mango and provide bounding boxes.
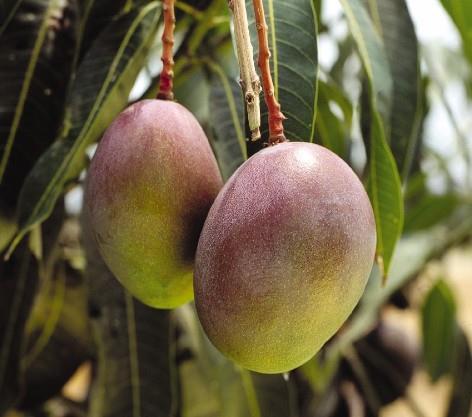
[194,142,376,373]
[85,99,223,308]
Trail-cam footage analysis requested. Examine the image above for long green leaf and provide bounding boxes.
[421,279,457,381]
[245,0,318,142]
[340,0,403,276]
[0,0,77,207]
[208,60,246,180]
[8,3,162,257]
[84,219,175,417]
[367,0,421,180]
[368,112,403,276]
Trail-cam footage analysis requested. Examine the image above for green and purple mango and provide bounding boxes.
[85,99,223,308]
[194,142,376,373]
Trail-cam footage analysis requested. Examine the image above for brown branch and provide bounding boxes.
[253,0,287,145]
[157,0,176,100]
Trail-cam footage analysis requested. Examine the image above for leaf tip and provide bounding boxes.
[4,231,27,261]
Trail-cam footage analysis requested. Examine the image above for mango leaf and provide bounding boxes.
[421,279,457,381]
[366,0,421,180]
[315,79,353,159]
[83,219,175,417]
[340,0,403,277]
[208,60,246,180]
[0,244,39,414]
[8,2,162,257]
[440,0,472,66]
[0,0,77,207]
[245,0,318,142]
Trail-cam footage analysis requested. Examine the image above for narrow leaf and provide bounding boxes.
[367,0,421,180]
[8,3,161,256]
[368,111,404,276]
[340,0,403,276]
[421,279,457,381]
[245,0,318,142]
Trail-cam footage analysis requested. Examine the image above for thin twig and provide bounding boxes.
[229,0,261,141]
[252,0,286,144]
[157,0,176,100]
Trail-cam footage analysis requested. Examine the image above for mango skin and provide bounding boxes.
[85,99,223,308]
[194,142,376,373]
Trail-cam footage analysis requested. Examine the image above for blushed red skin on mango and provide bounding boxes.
[194,142,376,374]
[85,99,223,308]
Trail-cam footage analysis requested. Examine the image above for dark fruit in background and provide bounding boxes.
[194,142,376,374]
[85,99,223,308]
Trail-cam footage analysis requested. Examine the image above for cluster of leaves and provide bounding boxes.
[0,0,471,416]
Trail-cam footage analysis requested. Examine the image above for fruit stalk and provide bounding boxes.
[157,0,176,100]
[229,0,262,141]
[252,0,286,144]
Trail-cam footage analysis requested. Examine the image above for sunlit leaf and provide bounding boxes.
[340,0,403,277]
[367,0,421,180]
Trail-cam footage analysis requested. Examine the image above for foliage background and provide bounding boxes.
[0,0,471,416]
